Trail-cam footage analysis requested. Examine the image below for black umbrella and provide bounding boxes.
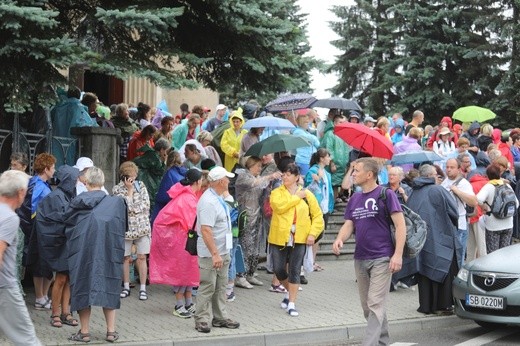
[265,93,317,113]
[312,97,362,111]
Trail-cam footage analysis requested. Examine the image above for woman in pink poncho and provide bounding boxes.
[149,168,203,318]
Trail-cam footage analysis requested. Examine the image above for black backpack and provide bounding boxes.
[485,183,517,219]
[380,187,428,258]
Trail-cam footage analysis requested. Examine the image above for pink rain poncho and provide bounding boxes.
[149,182,200,286]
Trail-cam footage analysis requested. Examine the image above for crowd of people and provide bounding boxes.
[2,91,520,345]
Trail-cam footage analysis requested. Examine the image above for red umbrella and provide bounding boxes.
[334,122,394,159]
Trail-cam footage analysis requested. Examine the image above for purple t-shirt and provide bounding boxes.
[344,186,402,260]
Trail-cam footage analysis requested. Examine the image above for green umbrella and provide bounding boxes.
[453,106,496,123]
[245,134,310,157]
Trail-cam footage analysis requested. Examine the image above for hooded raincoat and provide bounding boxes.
[65,190,126,311]
[149,183,200,286]
[407,177,461,283]
[133,144,166,211]
[35,165,79,272]
[320,121,351,186]
[221,111,247,171]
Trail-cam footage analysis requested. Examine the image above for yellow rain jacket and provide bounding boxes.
[268,185,324,246]
[221,109,247,171]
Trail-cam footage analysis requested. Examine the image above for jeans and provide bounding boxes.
[355,257,392,346]
[270,244,306,284]
[458,228,468,266]
[228,238,246,280]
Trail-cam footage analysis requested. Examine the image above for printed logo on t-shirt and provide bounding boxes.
[352,198,379,220]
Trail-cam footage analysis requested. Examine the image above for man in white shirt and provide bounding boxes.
[441,158,478,264]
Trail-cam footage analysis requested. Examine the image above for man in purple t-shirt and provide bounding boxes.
[333,158,406,346]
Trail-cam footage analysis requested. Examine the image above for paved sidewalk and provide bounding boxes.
[2,260,469,345]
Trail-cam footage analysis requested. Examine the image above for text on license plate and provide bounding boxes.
[466,294,504,310]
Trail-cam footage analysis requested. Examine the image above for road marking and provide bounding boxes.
[390,343,417,346]
[454,329,518,346]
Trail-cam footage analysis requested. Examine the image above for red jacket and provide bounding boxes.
[127,131,154,161]
[498,142,514,172]
[468,174,489,224]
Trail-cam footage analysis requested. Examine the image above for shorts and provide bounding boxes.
[124,235,151,256]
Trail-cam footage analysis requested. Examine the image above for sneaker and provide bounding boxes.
[269,284,287,293]
[173,305,192,318]
[300,275,308,285]
[280,297,289,309]
[246,275,264,286]
[235,276,253,289]
[185,303,196,314]
[195,321,211,333]
[212,318,240,329]
[226,291,236,302]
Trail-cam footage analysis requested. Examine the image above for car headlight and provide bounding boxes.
[457,268,469,282]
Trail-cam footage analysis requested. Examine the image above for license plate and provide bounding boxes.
[466,294,505,310]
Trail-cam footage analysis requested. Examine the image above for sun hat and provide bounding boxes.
[438,127,452,136]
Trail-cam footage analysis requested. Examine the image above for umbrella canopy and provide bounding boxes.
[265,93,317,113]
[453,106,496,123]
[312,97,362,111]
[390,150,443,165]
[244,134,310,157]
[334,122,394,159]
[242,116,295,130]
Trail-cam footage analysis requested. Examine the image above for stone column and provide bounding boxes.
[71,127,121,192]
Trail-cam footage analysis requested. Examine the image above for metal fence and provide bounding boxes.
[0,113,78,173]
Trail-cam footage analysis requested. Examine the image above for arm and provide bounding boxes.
[341,163,354,190]
[332,220,354,255]
[200,225,223,269]
[450,183,478,207]
[220,130,238,158]
[0,240,7,269]
[269,187,302,214]
[306,192,325,244]
[389,212,405,273]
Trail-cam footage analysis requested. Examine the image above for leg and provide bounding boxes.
[476,217,487,258]
[458,228,468,265]
[498,228,513,250]
[0,287,42,345]
[77,307,91,334]
[212,254,231,321]
[103,308,116,333]
[136,254,148,286]
[122,256,131,286]
[60,276,78,326]
[51,273,67,317]
[485,229,500,254]
[33,276,44,300]
[466,223,477,263]
[194,257,217,325]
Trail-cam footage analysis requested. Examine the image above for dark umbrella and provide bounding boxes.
[334,122,394,160]
[312,97,362,111]
[265,93,317,113]
[390,151,443,165]
[244,134,310,157]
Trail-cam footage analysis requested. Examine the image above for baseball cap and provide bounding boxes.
[364,116,376,123]
[208,166,235,182]
[216,104,227,111]
[73,157,94,171]
[349,110,361,119]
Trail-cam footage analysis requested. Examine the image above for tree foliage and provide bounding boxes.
[0,0,315,114]
[330,0,519,125]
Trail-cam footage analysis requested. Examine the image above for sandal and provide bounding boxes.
[50,315,62,328]
[68,330,90,343]
[60,313,79,326]
[120,288,130,298]
[139,290,148,301]
[106,331,119,343]
[313,264,324,272]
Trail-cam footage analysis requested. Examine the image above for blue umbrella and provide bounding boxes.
[265,93,317,112]
[390,150,443,165]
[242,116,295,130]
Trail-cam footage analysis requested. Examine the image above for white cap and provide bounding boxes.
[216,104,227,111]
[208,166,235,182]
[73,157,94,172]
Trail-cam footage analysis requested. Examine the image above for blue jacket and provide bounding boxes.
[151,166,187,223]
[304,164,334,214]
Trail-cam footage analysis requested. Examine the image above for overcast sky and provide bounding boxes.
[298,0,353,100]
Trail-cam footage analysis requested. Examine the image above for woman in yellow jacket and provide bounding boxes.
[220,109,247,171]
[268,163,324,317]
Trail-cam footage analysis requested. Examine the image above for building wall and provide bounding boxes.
[124,77,219,115]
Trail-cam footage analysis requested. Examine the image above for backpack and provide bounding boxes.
[453,177,476,217]
[380,187,428,258]
[485,183,517,219]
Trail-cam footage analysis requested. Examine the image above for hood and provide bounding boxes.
[242,103,259,120]
[402,135,419,144]
[228,108,245,127]
[394,118,405,129]
[469,173,488,185]
[440,116,452,128]
[167,182,195,199]
[468,121,481,133]
[412,176,436,189]
[492,128,502,144]
[57,165,80,198]
[465,243,520,274]
[475,151,491,167]
[69,190,106,210]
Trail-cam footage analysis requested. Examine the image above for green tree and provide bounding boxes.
[0,0,315,115]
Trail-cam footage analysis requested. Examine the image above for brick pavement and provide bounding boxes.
[1,260,468,345]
